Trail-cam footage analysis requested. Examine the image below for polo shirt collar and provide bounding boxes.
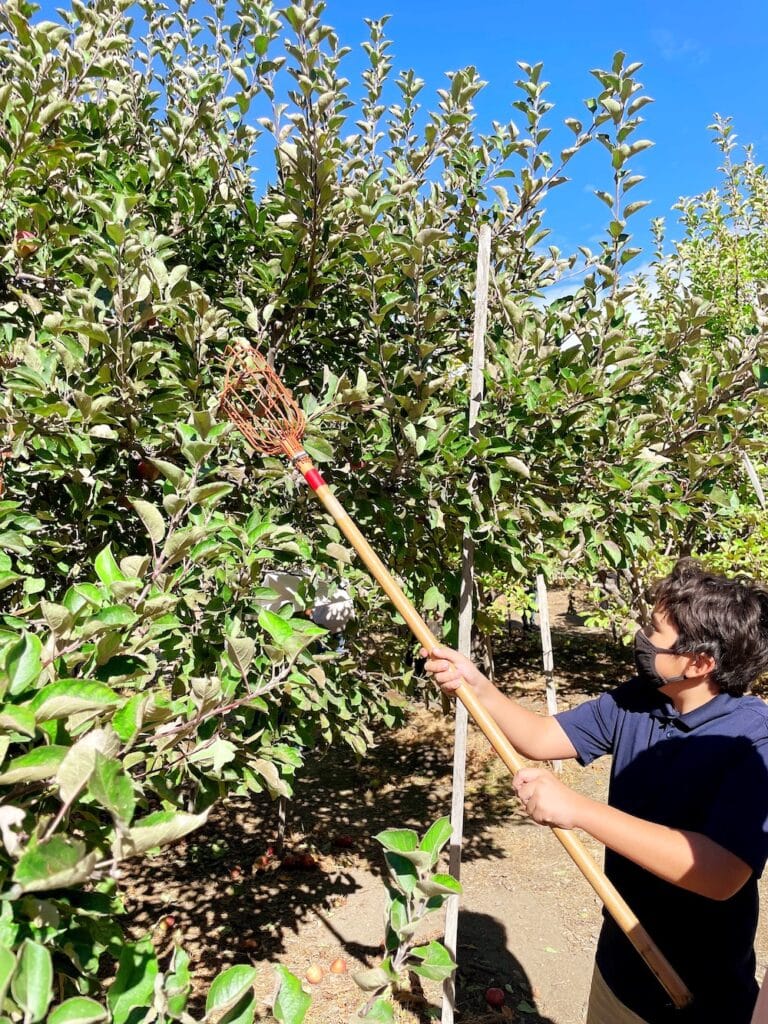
[648,690,737,732]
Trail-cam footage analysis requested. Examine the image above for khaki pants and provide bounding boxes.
[586,966,649,1024]
[752,968,768,1024]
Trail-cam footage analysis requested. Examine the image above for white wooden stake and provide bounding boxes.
[442,223,492,1024]
[536,573,561,775]
[743,452,766,509]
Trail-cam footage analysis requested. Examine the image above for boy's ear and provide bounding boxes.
[687,652,716,677]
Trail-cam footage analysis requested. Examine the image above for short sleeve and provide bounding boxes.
[701,736,768,876]
[555,691,620,766]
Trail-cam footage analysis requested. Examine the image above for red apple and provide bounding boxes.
[137,459,160,482]
[485,987,505,1008]
[13,230,39,259]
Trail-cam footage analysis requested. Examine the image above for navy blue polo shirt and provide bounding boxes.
[556,677,768,1024]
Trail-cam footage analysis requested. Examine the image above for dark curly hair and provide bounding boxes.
[652,558,768,696]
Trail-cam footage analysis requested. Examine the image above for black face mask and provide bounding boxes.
[634,629,687,687]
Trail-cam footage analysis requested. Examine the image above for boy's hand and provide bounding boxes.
[513,766,589,830]
[420,645,491,696]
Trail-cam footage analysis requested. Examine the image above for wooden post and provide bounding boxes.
[536,573,561,774]
[743,452,766,509]
[441,223,492,1024]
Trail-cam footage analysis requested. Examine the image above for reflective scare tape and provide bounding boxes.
[303,467,325,491]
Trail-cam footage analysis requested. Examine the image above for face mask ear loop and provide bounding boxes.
[661,671,687,684]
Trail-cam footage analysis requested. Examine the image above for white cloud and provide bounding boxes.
[653,29,709,66]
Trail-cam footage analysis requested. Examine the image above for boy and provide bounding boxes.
[424,559,768,1023]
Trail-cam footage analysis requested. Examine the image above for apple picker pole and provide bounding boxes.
[218,344,693,1011]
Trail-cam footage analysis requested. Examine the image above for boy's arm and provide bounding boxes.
[515,767,752,900]
[423,646,578,761]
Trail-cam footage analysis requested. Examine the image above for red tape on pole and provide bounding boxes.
[303,468,326,491]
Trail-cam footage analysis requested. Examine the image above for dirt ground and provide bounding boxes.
[122,592,768,1023]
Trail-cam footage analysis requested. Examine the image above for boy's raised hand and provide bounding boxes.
[421,645,491,696]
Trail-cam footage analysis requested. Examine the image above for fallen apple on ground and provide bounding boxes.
[485,987,505,1008]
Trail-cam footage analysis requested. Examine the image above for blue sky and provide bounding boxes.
[31,0,768,260]
[321,0,768,257]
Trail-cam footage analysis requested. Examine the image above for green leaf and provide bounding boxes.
[226,636,255,678]
[219,992,255,1024]
[47,999,108,1024]
[407,940,456,982]
[205,965,257,1016]
[182,441,215,466]
[272,965,311,1024]
[0,946,15,1009]
[504,456,530,478]
[302,436,334,463]
[383,852,419,894]
[325,542,352,563]
[107,939,159,1024]
[165,946,191,1019]
[11,941,52,1023]
[94,545,125,586]
[355,997,394,1022]
[623,200,651,218]
[161,527,207,567]
[3,633,42,695]
[375,828,419,854]
[189,483,233,504]
[148,459,189,488]
[31,680,120,720]
[389,848,433,870]
[0,746,67,784]
[0,705,36,738]
[14,836,98,893]
[350,966,391,993]
[130,500,166,544]
[415,227,449,247]
[89,753,135,826]
[416,873,462,897]
[122,809,209,857]
[250,758,290,799]
[258,609,293,645]
[40,601,73,636]
[189,739,236,776]
[87,605,139,632]
[55,729,120,804]
[112,694,148,743]
[419,816,452,863]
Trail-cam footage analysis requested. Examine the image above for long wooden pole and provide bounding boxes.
[441,223,493,1024]
[292,453,692,1010]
